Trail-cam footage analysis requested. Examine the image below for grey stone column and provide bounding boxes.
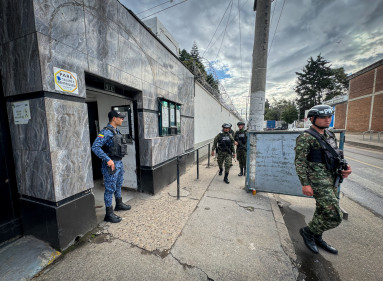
[0,0,96,250]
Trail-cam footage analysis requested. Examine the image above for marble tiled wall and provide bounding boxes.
[45,98,93,201]
[6,98,55,200]
[0,0,35,44]
[1,0,195,200]
[6,98,93,202]
[1,33,42,97]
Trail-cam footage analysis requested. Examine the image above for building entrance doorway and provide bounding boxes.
[86,88,138,222]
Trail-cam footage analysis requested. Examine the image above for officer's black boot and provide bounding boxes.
[299,227,319,254]
[314,234,338,254]
[224,172,230,184]
[218,167,223,176]
[104,206,122,223]
[238,167,243,176]
[115,197,131,211]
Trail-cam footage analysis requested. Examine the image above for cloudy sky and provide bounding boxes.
[120,0,383,119]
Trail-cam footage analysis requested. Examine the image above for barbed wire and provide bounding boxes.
[184,57,243,120]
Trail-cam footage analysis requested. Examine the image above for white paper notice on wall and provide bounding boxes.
[12,101,31,125]
[54,67,79,94]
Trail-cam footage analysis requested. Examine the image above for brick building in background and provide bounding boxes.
[333,59,383,132]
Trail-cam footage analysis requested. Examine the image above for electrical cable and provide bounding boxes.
[136,0,171,15]
[270,0,278,27]
[216,0,233,60]
[141,0,189,20]
[238,0,242,78]
[206,0,249,59]
[268,0,286,57]
[202,0,233,57]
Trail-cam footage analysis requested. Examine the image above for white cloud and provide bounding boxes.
[121,0,383,117]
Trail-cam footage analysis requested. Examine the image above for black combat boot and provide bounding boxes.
[224,172,230,184]
[218,167,223,176]
[238,167,243,176]
[299,227,319,254]
[104,206,122,223]
[314,234,338,254]
[115,197,131,211]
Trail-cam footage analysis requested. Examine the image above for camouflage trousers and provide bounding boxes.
[308,179,342,235]
[101,160,124,207]
[236,148,246,169]
[217,151,232,172]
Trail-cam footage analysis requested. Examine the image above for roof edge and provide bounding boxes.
[347,59,383,80]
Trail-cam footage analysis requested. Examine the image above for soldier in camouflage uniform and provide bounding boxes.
[92,111,131,223]
[295,105,352,254]
[211,123,235,184]
[234,121,247,176]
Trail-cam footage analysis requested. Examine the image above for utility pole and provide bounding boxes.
[247,0,271,189]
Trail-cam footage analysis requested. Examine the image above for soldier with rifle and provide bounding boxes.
[212,123,235,184]
[295,105,352,255]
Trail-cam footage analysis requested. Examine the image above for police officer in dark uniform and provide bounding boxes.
[234,121,247,176]
[211,123,235,184]
[295,105,352,254]
[92,110,131,223]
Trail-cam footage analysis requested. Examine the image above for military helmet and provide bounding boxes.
[307,105,334,118]
[222,123,231,128]
[237,121,245,126]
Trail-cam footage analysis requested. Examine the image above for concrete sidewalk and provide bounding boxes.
[343,132,383,151]
[32,159,297,281]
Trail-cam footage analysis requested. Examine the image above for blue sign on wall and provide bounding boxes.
[330,106,335,127]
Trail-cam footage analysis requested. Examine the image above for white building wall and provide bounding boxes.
[143,17,180,56]
[194,82,241,148]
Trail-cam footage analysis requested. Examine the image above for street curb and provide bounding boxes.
[268,193,299,279]
[345,141,383,151]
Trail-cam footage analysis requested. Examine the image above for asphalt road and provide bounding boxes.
[341,145,383,217]
[276,144,383,281]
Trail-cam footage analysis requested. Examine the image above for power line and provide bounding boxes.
[270,0,278,26]
[216,0,234,60]
[206,0,249,60]
[238,0,242,78]
[141,0,189,20]
[136,0,171,15]
[202,0,233,57]
[268,0,286,57]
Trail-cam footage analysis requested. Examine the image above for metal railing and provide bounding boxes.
[362,130,374,141]
[378,131,382,142]
[176,141,213,200]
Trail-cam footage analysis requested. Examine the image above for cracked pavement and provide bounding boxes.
[34,159,297,281]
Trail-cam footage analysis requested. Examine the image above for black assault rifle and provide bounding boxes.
[305,128,349,190]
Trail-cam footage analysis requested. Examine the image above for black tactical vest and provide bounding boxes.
[218,133,232,153]
[104,127,127,160]
[236,130,247,150]
[306,128,342,172]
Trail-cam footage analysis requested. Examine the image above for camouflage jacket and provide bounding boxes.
[212,132,234,154]
[294,129,337,186]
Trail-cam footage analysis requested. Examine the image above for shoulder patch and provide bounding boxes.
[98,134,104,138]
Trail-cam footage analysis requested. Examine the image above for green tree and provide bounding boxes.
[295,55,348,118]
[264,98,298,124]
[190,41,200,61]
[179,43,220,96]
[281,103,299,124]
[206,73,219,92]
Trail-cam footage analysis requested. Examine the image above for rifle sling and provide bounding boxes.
[305,128,340,159]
